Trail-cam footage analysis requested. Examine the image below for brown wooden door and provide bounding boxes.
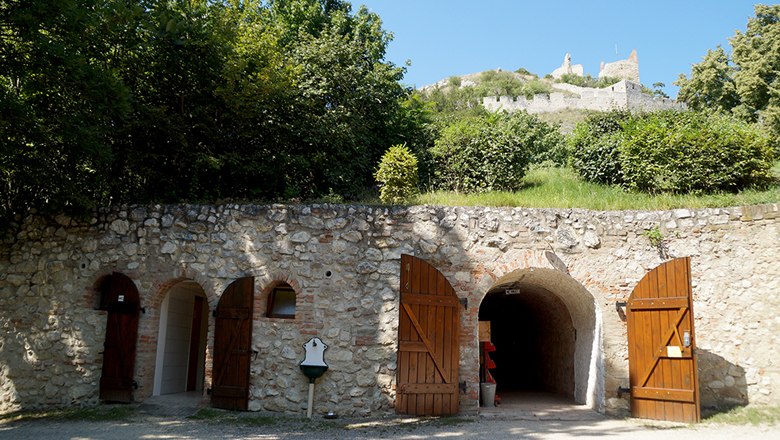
[187,296,205,391]
[99,272,140,403]
[627,257,700,423]
[396,254,460,416]
[212,277,254,410]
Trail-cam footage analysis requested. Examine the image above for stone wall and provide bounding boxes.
[481,80,685,114]
[600,49,640,82]
[1,203,778,416]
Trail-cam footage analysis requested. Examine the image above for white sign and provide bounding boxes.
[505,289,521,295]
[117,295,125,303]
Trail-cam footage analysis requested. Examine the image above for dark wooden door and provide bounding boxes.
[396,254,460,416]
[212,277,254,410]
[627,257,700,423]
[187,296,205,391]
[99,272,140,403]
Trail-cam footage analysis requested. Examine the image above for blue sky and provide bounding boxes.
[357,1,759,97]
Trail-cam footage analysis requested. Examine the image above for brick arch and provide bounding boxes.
[85,269,139,310]
[470,250,563,296]
[147,271,219,312]
[135,269,218,401]
[462,250,605,410]
[255,273,303,319]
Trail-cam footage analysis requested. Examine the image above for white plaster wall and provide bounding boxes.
[158,289,195,395]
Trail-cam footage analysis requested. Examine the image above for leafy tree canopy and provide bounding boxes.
[676,4,780,145]
[0,0,418,233]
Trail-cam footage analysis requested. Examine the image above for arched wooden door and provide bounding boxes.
[627,257,700,423]
[212,277,254,410]
[99,272,140,402]
[396,254,460,416]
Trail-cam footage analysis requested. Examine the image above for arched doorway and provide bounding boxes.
[97,272,141,402]
[153,280,209,396]
[480,286,575,397]
[477,268,601,408]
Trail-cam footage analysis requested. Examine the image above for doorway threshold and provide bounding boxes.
[479,391,603,421]
[137,391,206,417]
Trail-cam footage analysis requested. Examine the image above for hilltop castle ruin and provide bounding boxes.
[482,79,684,114]
[483,50,682,114]
[552,50,641,83]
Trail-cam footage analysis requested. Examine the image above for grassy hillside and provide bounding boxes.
[412,165,780,210]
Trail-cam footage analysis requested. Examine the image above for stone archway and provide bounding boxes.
[473,260,603,409]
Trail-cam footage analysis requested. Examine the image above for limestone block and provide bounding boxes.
[109,219,129,235]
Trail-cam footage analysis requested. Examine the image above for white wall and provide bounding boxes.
[153,283,206,396]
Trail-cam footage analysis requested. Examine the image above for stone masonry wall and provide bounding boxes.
[1,203,778,416]
[481,80,685,114]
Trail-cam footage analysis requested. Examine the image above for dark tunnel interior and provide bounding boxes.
[478,285,576,398]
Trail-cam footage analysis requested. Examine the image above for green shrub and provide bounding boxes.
[430,112,563,192]
[619,111,774,193]
[556,74,621,88]
[521,79,553,99]
[375,144,419,204]
[568,111,631,184]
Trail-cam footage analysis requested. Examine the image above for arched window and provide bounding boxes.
[267,283,296,319]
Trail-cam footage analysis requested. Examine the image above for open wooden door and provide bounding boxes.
[212,277,254,410]
[99,272,140,402]
[396,254,460,416]
[627,257,700,423]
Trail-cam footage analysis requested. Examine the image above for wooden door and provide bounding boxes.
[187,296,205,392]
[396,254,460,416]
[212,277,254,410]
[99,272,140,402]
[627,257,700,423]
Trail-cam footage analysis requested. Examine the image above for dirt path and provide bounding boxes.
[2,412,780,440]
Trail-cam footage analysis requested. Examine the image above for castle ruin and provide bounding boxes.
[482,79,685,114]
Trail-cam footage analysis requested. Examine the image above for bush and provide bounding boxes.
[375,144,419,204]
[568,111,631,184]
[619,111,774,193]
[430,112,563,192]
[556,74,621,88]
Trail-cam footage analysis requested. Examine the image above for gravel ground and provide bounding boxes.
[2,411,780,440]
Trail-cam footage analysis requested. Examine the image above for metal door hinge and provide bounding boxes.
[459,381,467,394]
[459,297,468,309]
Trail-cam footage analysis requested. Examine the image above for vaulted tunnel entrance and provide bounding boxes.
[477,267,602,410]
[479,286,575,397]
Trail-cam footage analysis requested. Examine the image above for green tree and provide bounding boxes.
[675,46,739,113]
[0,0,135,229]
[730,4,780,135]
[675,5,780,144]
[1,0,417,233]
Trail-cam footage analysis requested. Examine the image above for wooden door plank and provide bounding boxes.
[657,263,675,420]
[402,303,450,381]
[665,261,684,422]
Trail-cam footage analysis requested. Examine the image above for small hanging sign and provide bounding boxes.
[118,295,125,303]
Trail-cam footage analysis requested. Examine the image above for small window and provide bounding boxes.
[267,284,296,319]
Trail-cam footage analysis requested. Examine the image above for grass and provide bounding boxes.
[0,405,136,424]
[704,406,780,425]
[412,165,780,211]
